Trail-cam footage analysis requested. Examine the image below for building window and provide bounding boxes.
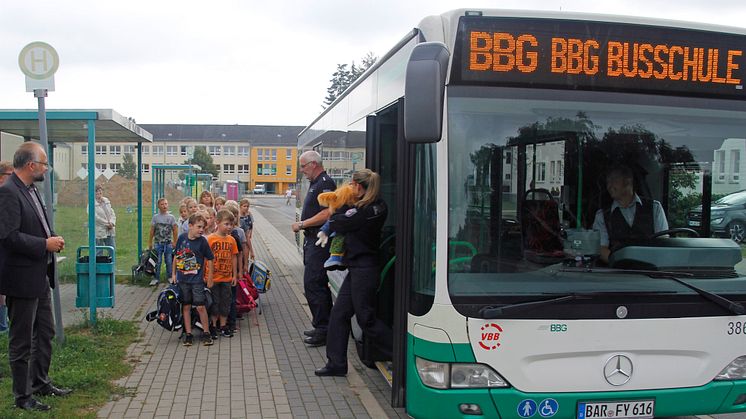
[238,146,249,157]
[223,146,235,156]
[167,146,178,156]
[81,163,87,170]
[124,145,135,154]
[143,164,150,173]
[81,145,87,155]
[537,162,546,182]
[266,164,277,176]
[110,163,121,173]
[238,164,249,174]
[95,145,106,155]
[110,145,121,156]
[209,146,221,156]
[257,149,263,161]
[286,165,292,175]
[142,145,149,155]
[224,164,235,174]
[153,145,164,156]
[256,164,263,176]
[271,149,277,161]
[286,148,292,160]
[95,163,107,170]
[180,146,188,156]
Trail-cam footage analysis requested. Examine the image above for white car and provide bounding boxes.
[253,184,266,194]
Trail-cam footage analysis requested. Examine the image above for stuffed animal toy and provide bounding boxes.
[315,183,358,270]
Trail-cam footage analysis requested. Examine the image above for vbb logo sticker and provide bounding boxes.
[479,323,503,350]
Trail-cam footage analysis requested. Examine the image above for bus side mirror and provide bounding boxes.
[404,42,450,143]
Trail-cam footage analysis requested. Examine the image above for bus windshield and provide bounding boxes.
[447,86,746,312]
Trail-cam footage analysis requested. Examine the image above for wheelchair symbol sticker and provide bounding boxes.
[517,399,537,417]
[539,398,559,417]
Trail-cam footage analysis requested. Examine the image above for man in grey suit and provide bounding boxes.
[0,142,72,411]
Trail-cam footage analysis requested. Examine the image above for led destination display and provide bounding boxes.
[452,16,746,99]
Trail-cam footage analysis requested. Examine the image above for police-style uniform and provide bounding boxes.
[300,171,336,337]
[324,198,391,373]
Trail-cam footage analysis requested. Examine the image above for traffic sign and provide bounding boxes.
[19,42,59,79]
[18,42,59,92]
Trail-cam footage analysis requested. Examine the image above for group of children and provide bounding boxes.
[148,191,255,346]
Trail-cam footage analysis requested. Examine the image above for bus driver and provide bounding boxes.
[592,166,669,264]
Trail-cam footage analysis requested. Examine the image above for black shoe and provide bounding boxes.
[314,365,347,377]
[304,334,326,347]
[35,384,72,397]
[303,328,318,337]
[16,398,51,411]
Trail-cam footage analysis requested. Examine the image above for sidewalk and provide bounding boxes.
[82,207,406,418]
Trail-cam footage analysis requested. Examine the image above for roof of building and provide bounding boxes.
[140,124,303,146]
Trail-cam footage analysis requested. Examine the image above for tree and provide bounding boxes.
[119,153,137,179]
[185,146,219,177]
[322,52,378,108]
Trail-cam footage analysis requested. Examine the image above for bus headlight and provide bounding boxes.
[416,357,509,389]
[714,356,746,380]
[451,364,508,388]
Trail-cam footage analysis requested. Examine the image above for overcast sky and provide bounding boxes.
[1,0,745,126]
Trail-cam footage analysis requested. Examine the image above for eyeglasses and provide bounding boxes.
[300,161,315,169]
[32,160,50,168]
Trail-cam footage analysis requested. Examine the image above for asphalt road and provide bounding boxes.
[246,194,746,419]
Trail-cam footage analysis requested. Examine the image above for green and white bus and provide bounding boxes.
[298,9,746,419]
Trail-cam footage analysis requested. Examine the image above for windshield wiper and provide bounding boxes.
[559,267,745,315]
[649,272,745,315]
[479,294,588,318]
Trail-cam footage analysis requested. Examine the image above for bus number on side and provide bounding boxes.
[727,321,746,335]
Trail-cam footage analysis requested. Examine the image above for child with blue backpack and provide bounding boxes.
[172,213,214,347]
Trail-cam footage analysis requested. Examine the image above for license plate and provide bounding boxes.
[578,400,654,419]
[688,220,701,226]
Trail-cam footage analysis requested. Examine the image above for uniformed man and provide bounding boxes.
[291,151,336,346]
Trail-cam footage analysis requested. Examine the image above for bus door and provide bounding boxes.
[365,99,409,406]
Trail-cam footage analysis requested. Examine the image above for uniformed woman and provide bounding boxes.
[315,169,392,377]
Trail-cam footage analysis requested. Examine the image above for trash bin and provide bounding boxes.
[76,246,115,308]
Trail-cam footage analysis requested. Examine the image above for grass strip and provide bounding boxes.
[0,318,139,418]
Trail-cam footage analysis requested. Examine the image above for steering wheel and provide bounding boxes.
[650,228,699,239]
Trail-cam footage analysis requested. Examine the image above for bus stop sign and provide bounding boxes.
[18,41,59,92]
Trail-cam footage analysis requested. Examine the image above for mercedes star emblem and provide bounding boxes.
[604,354,633,386]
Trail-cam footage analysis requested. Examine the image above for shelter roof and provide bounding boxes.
[0,109,152,143]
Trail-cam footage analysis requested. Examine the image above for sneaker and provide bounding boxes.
[209,325,218,340]
[183,334,193,347]
[221,328,234,338]
[149,278,159,286]
[202,333,214,346]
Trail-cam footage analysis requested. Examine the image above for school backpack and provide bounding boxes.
[134,248,158,277]
[249,260,271,293]
[145,285,183,331]
[236,274,258,314]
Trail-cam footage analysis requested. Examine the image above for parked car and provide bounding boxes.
[687,189,746,243]
[253,184,266,194]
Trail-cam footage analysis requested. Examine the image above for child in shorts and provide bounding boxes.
[172,213,215,346]
[207,209,239,338]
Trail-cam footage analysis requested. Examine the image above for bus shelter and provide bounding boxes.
[151,164,203,216]
[0,109,153,328]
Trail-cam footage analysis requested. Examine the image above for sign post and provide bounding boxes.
[18,41,67,340]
